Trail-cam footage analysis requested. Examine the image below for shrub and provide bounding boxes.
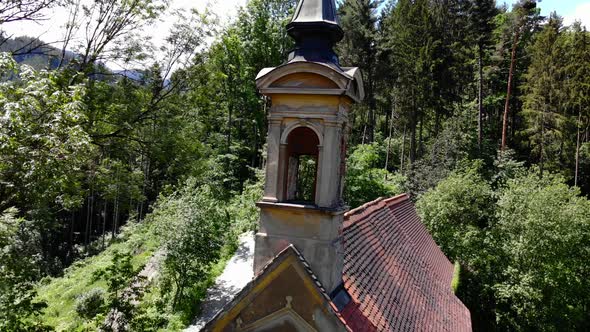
[0,208,50,331]
[75,288,105,319]
[493,171,590,330]
[155,180,231,313]
[345,142,406,208]
[416,162,494,262]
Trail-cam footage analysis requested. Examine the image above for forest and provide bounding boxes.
[0,0,589,331]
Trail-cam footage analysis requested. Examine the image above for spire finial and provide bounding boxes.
[286,0,343,65]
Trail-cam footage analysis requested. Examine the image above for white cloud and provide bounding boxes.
[564,2,590,29]
[0,0,248,70]
[0,0,247,46]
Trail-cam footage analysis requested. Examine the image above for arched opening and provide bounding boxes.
[284,127,319,203]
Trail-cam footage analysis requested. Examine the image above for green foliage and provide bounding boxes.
[36,220,160,331]
[418,160,590,330]
[491,149,526,188]
[75,288,105,319]
[0,208,51,331]
[226,169,264,236]
[494,171,590,330]
[2,0,590,330]
[155,181,230,314]
[345,142,406,208]
[0,54,92,214]
[451,262,461,294]
[417,162,494,262]
[95,250,146,331]
[521,15,568,177]
[408,116,477,195]
[338,0,381,143]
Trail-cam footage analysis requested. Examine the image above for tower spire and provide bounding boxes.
[286,0,343,65]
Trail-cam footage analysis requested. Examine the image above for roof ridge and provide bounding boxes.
[383,193,410,206]
[345,193,410,219]
[344,197,385,218]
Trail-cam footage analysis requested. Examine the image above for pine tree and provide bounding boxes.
[467,0,497,149]
[501,0,539,150]
[522,14,567,177]
[566,22,590,188]
[338,0,382,143]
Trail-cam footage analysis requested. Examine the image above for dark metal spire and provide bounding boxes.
[286,0,343,66]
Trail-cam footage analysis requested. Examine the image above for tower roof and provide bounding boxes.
[290,0,339,26]
[286,0,343,65]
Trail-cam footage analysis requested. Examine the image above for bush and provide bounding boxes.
[75,288,105,319]
[451,262,461,294]
[345,142,406,208]
[493,171,590,331]
[227,168,264,235]
[155,180,231,313]
[418,162,590,331]
[416,162,494,262]
[0,208,50,331]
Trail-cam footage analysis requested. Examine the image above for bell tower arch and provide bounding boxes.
[253,0,364,293]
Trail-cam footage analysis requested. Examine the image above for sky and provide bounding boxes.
[0,0,588,66]
[0,0,248,70]
[1,0,247,46]
[508,0,590,26]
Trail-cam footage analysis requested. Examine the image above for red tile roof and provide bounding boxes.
[340,194,472,332]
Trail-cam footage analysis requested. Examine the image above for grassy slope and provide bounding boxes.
[36,181,261,331]
[136,242,240,331]
[36,223,243,331]
[37,221,161,331]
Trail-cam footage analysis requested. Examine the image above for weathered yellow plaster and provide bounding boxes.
[209,254,337,332]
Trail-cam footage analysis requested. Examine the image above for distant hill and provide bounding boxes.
[0,36,75,70]
[0,36,149,83]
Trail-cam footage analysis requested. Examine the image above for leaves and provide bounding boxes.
[0,55,92,213]
[418,163,590,331]
[345,142,406,208]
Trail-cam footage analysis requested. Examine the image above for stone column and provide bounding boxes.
[263,119,282,202]
[317,122,342,208]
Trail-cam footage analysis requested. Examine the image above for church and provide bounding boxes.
[201,0,472,330]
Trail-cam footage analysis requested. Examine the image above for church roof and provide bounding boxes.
[200,194,472,331]
[340,194,472,331]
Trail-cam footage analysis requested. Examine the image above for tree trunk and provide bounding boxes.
[112,196,119,240]
[385,102,395,178]
[361,108,368,145]
[102,201,107,250]
[540,105,546,178]
[502,30,520,150]
[400,124,407,175]
[112,172,120,239]
[575,107,582,187]
[69,211,75,263]
[418,113,424,156]
[478,43,484,151]
[410,89,417,165]
[88,192,94,245]
[227,103,233,153]
[410,122,417,165]
[367,106,375,143]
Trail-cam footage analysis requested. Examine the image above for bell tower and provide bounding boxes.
[254,0,364,293]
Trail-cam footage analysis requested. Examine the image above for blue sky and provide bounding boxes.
[508,0,590,26]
